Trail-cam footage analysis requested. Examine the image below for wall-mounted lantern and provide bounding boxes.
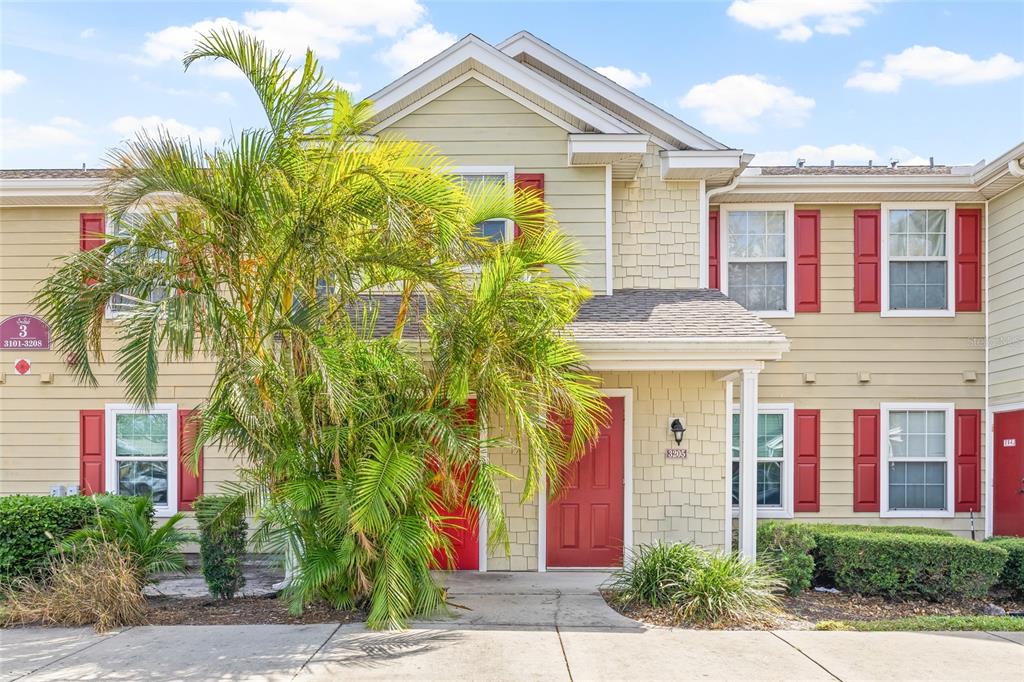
[669,418,686,445]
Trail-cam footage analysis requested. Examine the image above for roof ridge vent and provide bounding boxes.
[796,158,806,168]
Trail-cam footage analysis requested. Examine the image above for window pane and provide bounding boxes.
[888,410,946,459]
[731,461,739,505]
[732,412,785,508]
[115,413,169,457]
[758,413,784,458]
[729,263,786,311]
[728,211,786,258]
[888,462,946,511]
[117,460,168,504]
[757,462,782,506]
[731,413,740,459]
[889,262,947,310]
[476,219,506,243]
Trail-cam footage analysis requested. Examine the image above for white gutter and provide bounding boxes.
[1008,158,1024,177]
[699,174,744,287]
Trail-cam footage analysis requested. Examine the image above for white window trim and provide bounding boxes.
[452,166,516,244]
[720,203,795,318]
[730,402,794,519]
[880,202,956,318]
[105,403,179,516]
[879,402,955,519]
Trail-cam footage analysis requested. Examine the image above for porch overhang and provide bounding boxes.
[568,134,649,180]
[579,338,787,371]
[659,150,753,188]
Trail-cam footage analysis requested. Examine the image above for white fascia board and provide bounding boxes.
[578,337,791,368]
[367,34,635,135]
[568,133,649,155]
[727,174,985,199]
[971,141,1024,188]
[0,178,104,197]
[496,31,728,152]
[660,150,745,180]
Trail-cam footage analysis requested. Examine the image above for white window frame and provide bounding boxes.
[880,202,955,318]
[730,402,794,519]
[720,203,795,318]
[105,403,179,516]
[452,166,516,244]
[104,211,176,320]
[879,402,955,518]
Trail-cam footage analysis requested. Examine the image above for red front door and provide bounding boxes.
[994,409,1024,537]
[547,396,625,568]
[430,400,479,570]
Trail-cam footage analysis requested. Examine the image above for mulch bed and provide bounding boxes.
[144,594,365,626]
[602,589,1024,630]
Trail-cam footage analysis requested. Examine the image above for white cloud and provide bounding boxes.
[378,24,456,74]
[0,69,27,94]
[138,1,426,75]
[214,91,235,105]
[0,117,86,150]
[595,66,652,90]
[80,28,96,39]
[752,143,929,167]
[111,115,223,147]
[727,0,879,42]
[334,81,363,94]
[678,74,815,133]
[847,45,1024,92]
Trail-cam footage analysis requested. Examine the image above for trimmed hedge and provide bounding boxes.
[757,521,815,595]
[807,523,952,537]
[194,495,248,600]
[815,530,1007,600]
[0,495,153,584]
[985,536,1024,597]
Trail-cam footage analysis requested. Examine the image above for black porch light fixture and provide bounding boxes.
[669,418,686,445]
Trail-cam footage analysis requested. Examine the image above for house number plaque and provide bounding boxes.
[665,448,688,460]
[0,315,50,350]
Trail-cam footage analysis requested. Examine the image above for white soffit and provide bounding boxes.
[497,31,729,152]
[368,34,638,136]
[660,150,751,187]
[568,134,649,179]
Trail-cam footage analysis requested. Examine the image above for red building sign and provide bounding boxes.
[0,315,50,350]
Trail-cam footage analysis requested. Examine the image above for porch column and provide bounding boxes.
[739,368,760,559]
[723,379,734,551]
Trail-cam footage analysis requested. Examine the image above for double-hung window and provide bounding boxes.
[730,404,794,517]
[880,403,954,517]
[453,167,514,244]
[105,404,178,515]
[881,204,954,316]
[721,205,794,317]
[106,212,173,317]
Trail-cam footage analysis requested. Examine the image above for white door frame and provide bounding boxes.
[987,401,1024,538]
[538,388,633,572]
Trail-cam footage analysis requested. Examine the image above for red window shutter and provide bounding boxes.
[852,409,880,511]
[514,173,544,238]
[708,211,720,289]
[793,409,821,512]
[794,210,821,312]
[80,410,105,495]
[955,208,982,312]
[853,209,881,312]
[178,409,204,512]
[80,213,105,251]
[954,409,981,512]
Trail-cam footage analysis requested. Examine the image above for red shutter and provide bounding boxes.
[853,209,881,312]
[80,213,105,251]
[793,409,821,512]
[852,409,880,512]
[955,208,982,312]
[954,409,981,512]
[514,173,544,238]
[794,210,821,312]
[178,409,204,512]
[708,210,720,289]
[80,410,105,495]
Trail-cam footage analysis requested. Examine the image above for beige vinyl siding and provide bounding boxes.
[988,183,1024,407]
[733,203,986,534]
[378,77,608,293]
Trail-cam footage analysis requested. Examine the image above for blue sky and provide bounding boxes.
[1,1,1022,169]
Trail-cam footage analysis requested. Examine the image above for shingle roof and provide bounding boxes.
[360,288,784,341]
[755,165,952,176]
[0,169,111,179]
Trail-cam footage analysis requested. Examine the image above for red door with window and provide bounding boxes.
[430,400,480,570]
[994,409,1024,537]
[547,397,625,568]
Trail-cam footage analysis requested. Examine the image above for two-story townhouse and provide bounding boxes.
[1,31,1021,572]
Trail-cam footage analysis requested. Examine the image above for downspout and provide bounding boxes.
[700,173,744,289]
[984,196,991,538]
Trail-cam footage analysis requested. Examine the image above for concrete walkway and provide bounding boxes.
[2,572,1022,681]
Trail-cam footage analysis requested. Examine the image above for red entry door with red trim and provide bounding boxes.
[994,409,1024,537]
[547,396,625,568]
[430,400,479,570]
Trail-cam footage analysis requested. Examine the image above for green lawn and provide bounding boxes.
[816,615,1024,631]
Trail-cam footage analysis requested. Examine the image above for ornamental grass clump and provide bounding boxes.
[0,540,146,633]
[610,542,704,608]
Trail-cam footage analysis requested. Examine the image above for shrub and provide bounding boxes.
[0,539,146,632]
[985,536,1024,597]
[610,542,704,608]
[0,494,153,584]
[63,496,189,583]
[815,530,1007,601]
[757,521,815,595]
[194,495,248,599]
[808,523,952,537]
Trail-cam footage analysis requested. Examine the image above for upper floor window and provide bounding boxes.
[881,204,954,317]
[721,205,794,317]
[453,167,514,244]
[880,403,954,518]
[106,212,173,318]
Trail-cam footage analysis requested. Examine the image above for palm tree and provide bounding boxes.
[36,29,605,629]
